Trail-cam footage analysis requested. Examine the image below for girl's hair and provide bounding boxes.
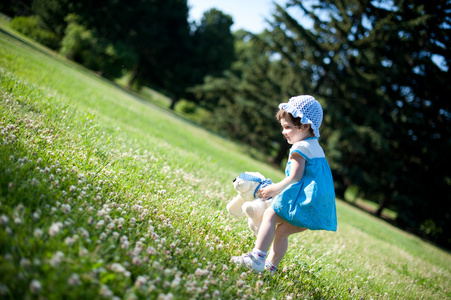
[276,109,314,136]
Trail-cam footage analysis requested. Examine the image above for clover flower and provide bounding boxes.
[50,251,64,267]
[0,215,9,225]
[132,256,141,266]
[99,285,113,298]
[96,220,105,229]
[49,222,63,236]
[32,209,41,220]
[29,279,42,294]
[33,228,43,238]
[64,237,74,245]
[146,246,156,255]
[157,293,174,300]
[236,279,245,288]
[61,204,71,214]
[68,273,81,286]
[194,268,209,276]
[134,276,147,288]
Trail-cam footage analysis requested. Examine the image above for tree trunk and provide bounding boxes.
[376,193,391,217]
[127,66,139,90]
[169,96,178,110]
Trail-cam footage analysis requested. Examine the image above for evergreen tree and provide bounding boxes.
[171,8,236,109]
[192,30,307,165]
[265,0,451,246]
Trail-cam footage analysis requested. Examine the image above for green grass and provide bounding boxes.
[1,20,450,299]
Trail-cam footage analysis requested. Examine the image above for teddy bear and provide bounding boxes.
[226,172,273,235]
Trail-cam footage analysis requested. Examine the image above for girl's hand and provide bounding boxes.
[257,185,279,201]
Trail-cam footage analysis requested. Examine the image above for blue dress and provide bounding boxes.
[272,137,337,231]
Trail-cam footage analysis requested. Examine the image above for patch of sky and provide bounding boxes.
[370,0,398,12]
[381,59,393,68]
[431,54,448,72]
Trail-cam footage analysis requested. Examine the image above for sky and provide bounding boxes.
[188,0,287,33]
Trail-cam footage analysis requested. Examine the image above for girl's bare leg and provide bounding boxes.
[267,223,306,266]
[254,207,284,252]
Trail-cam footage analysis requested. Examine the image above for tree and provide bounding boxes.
[31,0,71,40]
[31,0,235,109]
[191,30,309,165]
[0,0,33,17]
[263,0,451,246]
[169,8,236,109]
[190,9,235,82]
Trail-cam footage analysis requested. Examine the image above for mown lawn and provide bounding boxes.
[0,19,450,299]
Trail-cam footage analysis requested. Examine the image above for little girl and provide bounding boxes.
[231,95,337,274]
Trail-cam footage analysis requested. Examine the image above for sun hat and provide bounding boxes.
[278,95,323,137]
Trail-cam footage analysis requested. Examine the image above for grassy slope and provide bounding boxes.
[0,20,450,299]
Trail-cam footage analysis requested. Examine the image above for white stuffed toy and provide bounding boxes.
[226,172,273,235]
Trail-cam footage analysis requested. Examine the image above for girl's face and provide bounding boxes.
[280,118,311,144]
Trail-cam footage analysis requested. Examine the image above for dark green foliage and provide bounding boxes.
[190,9,236,84]
[31,0,71,40]
[275,0,451,247]
[194,0,451,247]
[21,0,236,105]
[59,14,137,79]
[9,15,59,49]
[191,30,294,165]
[0,0,33,17]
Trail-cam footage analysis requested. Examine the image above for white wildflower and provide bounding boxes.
[99,285,113,297]
[157,293,174,300]
[236,279,245,288]
[79,247,88,256]
[110,263,127,273]
[134,276,147,287]
[50,251,64,267]
[170,277,181,288]
[121,240,130,249]
[147,246,156,255]
[0,215,8,225]
[29,279,42,294]
[49,222,63,236]
[96,220,105,229]
[61,204,71,214]
[64,237,74,245]
[20,258,31,267]
[132,256,141,265]
[68,273,81,286]
[33,228,43,238]
[78,228,89,238]
[32,209,41,220]
[194,268,209,276]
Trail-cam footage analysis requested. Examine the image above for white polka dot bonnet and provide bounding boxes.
[278,95,323,137]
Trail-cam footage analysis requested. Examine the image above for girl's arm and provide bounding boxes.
[257,152,306,200]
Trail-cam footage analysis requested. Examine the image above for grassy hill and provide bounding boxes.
[0,19,450,299]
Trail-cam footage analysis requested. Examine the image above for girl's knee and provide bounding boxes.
[276,224,306,239]
[263,207,280,222]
